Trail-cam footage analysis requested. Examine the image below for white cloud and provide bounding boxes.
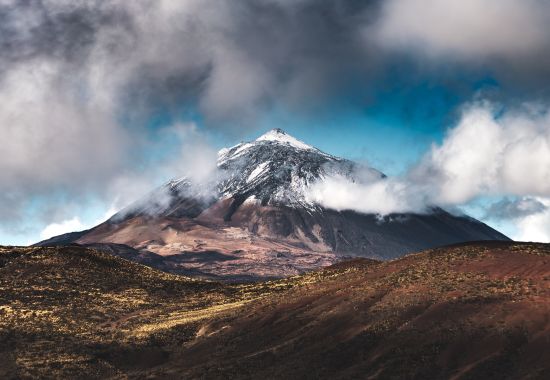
[38,205,117,243]
[39,217,85,240]
[164,123,221,184]
[421,102,550,201]
[308,174,428,215]
[309,101,550,227]
[374,0,550,60]
[0,60,127,190]
[105,122,223,211]
[513,198,550,242]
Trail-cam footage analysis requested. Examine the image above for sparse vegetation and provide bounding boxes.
[0,242,549,379]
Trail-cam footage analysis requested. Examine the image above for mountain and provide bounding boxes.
[38,129,509,280]
[2,242,549,378]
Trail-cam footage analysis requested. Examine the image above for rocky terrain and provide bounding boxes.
[38,129,509,281]
[1,241,549,379]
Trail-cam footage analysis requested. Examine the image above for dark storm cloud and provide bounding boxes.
[2,0,550,127]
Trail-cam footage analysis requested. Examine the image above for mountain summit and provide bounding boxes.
[254,128,316,149]
[216,128,376,211]
[119,128,375,219]
[38,129,509,281]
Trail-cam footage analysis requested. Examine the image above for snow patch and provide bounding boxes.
[256,128,315,151]
[218,142,255,165]
[243,195,260,205]
[232,143,253,157]
[217,147,230,157]
[247,162,269,183]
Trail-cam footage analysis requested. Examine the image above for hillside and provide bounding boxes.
[1,242,548,379]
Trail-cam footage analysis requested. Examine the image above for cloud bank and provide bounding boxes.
[310,102,550,225]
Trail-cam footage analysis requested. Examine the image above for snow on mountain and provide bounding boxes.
[246,162,269,183]
[255,128,316,151]
[114,128,383,218]
[215,128,381,210]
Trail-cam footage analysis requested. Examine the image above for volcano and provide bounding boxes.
[38,129,509,280]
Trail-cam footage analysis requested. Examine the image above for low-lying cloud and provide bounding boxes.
[308,173,429,215]
[310,101,550,219]
[513,198,550,242]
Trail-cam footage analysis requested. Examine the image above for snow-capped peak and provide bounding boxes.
[211,128,369,211]
[255,128,315,151]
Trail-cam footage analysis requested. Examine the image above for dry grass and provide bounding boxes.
[0,242,549,379]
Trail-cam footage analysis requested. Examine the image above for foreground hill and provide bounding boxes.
[1,242,549,379]
[38,129,508,281]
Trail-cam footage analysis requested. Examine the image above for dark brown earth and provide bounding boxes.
[1,242,549,379]
[41,204,508,281]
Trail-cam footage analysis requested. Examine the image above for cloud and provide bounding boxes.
[102,122,224,215]
[483,197,547,221]
[108,122,227,220]
[0,0,383,239]
[39,217,84,240]
[162,123,221,184]
[513,198,550,242]
[374,0,550,59]
[0,0,391,124]
[481,196,550,243]
[39,205,117,241]
[372,0,550,97]
[2,0,550,243]
[418,102,550,202]
[310,101,550,217]
[308,171,429,215]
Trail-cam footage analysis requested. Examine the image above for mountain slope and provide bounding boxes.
[1,242,549,378]
[165,241,550,379]
[39,129,509,280]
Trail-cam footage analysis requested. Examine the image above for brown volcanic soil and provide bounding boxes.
[67,197,508,282]
[1,242,549,379]
[76,215,339,281]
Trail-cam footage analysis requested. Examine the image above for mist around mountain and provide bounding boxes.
[37,129,508,281]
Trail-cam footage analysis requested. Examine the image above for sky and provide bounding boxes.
[3,0,550,245]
